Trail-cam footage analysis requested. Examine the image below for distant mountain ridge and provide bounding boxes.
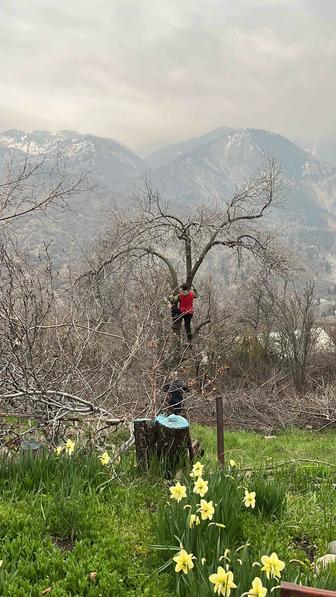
[0,129,146,192]
[150,128,336,224]
[144,126,235,169]
[1,126,336,284]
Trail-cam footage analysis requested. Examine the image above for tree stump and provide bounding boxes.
[155,414,191,474]
[133,418,156,472]
[20,439,44,459]
[134,414,203,477]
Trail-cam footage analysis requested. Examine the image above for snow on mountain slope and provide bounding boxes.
[0,129,147,191]
[0,129,148,262]
[144,126,235,169]
[1,127,336,283]
[149,128,336,283]
[152,128,336,218]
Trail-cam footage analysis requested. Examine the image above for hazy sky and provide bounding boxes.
[0,0,335,149]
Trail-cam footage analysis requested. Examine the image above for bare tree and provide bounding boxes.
[254,279,315,390]
[88,158,285,293]
[0,148,87,225]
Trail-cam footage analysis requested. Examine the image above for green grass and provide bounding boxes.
[193,425,336,467]
[0,450,170,596]
[0,429,335,594]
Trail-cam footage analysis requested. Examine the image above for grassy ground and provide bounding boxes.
[0,428,335,595]
[194,425,336,467]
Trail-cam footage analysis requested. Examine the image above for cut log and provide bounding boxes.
[155,414,191,476]
[133,418,156,472]
[20,439,44,459]
[133,414,204,476]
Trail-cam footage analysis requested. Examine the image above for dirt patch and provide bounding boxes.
[52,536,75,552]
[292,535,317,562]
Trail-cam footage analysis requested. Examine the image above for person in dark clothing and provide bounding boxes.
[169,295,182,335]
[162,375,189,415]
[178,284,197,342]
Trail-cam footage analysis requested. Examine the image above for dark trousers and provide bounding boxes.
[169,390,183,415]
[183,313,193,341]
[171,307,182,337]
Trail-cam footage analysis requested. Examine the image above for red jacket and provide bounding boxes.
[178,291,196,314]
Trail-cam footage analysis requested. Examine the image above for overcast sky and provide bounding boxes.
[1,0,335,149]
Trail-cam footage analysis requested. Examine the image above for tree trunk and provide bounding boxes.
[156,416,190,455]
[134,415,204,476]
[133,418,156,472]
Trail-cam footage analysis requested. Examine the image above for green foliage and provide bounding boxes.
[0,450,170,596]
[0,429,336,594]
[153,433,336,595]
[248,470,287,519]
[155,467,243,557]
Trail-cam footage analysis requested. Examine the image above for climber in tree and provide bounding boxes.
[178,283,197,342]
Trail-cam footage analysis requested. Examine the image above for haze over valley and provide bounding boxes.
[1,125,335,294]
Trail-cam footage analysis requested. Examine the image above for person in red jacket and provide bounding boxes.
[178,283,197,342]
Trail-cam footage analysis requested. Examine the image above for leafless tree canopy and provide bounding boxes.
[88,158,287,291]
[1,152,335,449]
[0,148,87,225]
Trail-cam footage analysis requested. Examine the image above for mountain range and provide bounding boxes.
[0,127,335,285]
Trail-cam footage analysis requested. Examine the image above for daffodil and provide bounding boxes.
[0,560,3,567]
[198,499,215,520]
[99,451,110,465]
[209,522,225,528]
[169,481,187,503]
[219,548,230,562]
[65,439,75,456]
[209,567,237,596]
[173,549,195,574]
[201,557,206,565]
[55,446,63,456]
[189,514,200,528]
[190,461,204,478]
[193,477,208,497]
[229,459,237,468]
[243,489,256,508]
[248,577,267,597]
[261,553,285,580]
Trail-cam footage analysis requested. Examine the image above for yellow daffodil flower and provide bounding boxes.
[0,560,3,567]
[65,439,75,456]
[99,451,110,466]
[190,461,204,478]
[193,477,208,497]
[229,459,237,467]
[173,549,195,574]
[189,514,200,528]
[55,446,63,456]
[261,553,285,580]
[198,499,215,520]
[209,567,237,596]
[169,481,187,503]
[208,522,225,528]
[248,576,267,597]
[219,548,230,562]
[243,489,256,509]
